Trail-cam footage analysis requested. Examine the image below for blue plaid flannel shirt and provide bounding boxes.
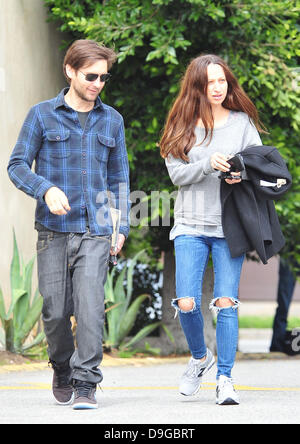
[8,88,130,237]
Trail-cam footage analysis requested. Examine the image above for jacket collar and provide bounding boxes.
[54,87,104,111]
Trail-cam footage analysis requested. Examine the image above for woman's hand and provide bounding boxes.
[225,171,242,185]
[210,152,231,172]
[210,153,241,185]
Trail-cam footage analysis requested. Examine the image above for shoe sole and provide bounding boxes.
[73,402,98,410]
[54,392,74,406]
[216,397,240,406]
[180,356,216,396]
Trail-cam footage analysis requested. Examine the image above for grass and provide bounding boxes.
[238,316,300,329]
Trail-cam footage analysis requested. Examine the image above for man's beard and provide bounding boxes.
[74,84,98,102]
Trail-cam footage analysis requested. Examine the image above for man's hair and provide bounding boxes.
[63,39,117,83]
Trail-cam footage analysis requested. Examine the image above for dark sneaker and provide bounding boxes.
[72,380,98,410]
[50,360,74,406]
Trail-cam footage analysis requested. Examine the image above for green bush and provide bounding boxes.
[104,250,172,353]
[0,231,45,355]
[44,0,300,269]
[104,250,161,351]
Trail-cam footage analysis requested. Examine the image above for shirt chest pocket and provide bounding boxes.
[44,130,71,158]
[95,134,115,162]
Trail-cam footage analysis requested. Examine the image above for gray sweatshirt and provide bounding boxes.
[165,111,262,239]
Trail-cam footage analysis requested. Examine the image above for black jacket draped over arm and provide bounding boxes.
[221,145,292,264]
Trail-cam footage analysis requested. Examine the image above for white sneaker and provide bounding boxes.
[179,349,215,396]
[216,375,240,405]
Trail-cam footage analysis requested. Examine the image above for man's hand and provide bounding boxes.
[44,187,71,215]
[110,234,126,256]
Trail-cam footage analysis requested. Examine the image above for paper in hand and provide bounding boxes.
[110,208,121,266]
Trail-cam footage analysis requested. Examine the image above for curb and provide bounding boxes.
[0,355,189,374]
[0,352,299,374]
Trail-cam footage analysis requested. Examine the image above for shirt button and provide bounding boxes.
[83,170,86,174]
[56,136,61,140]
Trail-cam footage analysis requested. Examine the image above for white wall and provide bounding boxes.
[240,256,300,302]
[0,0,65,302]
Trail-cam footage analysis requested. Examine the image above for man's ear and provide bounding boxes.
[65,64,74,81]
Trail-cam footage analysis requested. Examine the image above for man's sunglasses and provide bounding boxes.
[79,71,112,83]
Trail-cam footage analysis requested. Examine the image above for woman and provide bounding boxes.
[160,54,265,405]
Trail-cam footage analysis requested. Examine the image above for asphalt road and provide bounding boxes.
[0,358,299,425]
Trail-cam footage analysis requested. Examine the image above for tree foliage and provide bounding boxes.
[45,0,300,268]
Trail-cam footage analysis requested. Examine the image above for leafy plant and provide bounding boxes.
[45,0,300,270]
[0,231,45,354]
[103,250,168,352]
[44,0,300,354]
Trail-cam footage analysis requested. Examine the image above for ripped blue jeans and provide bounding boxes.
[173,235,245,379]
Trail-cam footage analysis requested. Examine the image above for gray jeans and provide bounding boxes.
[36,223,111,384]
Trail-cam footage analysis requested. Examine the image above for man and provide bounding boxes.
[270,257,299,354]
[7,40,130,410]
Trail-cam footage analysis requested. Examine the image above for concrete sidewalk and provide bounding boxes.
[1,301,299,425]
[0,356,299,425]
[239,300,300,318]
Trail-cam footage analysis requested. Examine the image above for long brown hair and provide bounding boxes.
[160,54,266,161]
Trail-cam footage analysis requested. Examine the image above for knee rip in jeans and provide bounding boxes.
[171,297,196,319]
[209,297,240,315]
